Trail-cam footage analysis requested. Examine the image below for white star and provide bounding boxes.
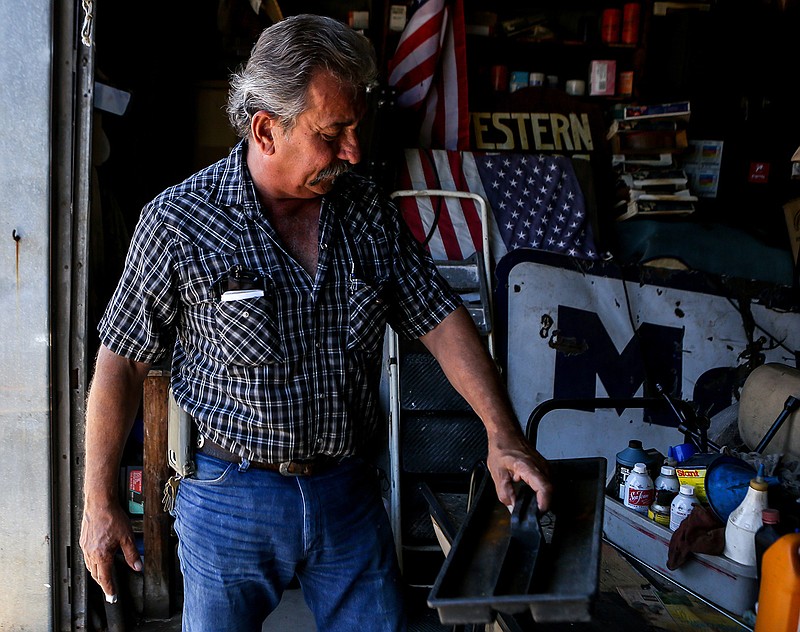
[568,248,577,256]
[492,180,500,189]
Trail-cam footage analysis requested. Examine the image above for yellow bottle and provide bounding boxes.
[754,532,800,632]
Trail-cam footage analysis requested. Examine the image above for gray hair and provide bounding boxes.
[227,14,378,138]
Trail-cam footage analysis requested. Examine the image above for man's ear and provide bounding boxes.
[251,111,277,155]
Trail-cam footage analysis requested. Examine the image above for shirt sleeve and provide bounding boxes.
[98,203,179,364]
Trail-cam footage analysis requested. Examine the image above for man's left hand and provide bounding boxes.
[486,430,552,513]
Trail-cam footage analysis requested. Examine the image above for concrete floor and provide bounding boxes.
[132,587,316,631]
[131,545,752,632]
[262,588,317,632]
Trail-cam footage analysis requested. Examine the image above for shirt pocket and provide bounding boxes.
[347,278,389,354]
[216,295,285,366]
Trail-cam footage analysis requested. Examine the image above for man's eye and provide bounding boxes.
[321,133,338,142]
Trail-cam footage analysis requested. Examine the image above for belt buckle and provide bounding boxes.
[279,460,312,476]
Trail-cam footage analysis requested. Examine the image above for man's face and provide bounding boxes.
[270,71,366,199]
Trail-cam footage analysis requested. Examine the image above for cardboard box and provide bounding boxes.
[589,60,616,96]
[127,466,144,515]
[784,197,800,265]
[610,128,688,155]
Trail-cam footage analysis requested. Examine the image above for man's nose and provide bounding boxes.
[338,129,361,165]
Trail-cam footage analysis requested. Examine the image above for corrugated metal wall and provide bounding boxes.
[0,1,55,629]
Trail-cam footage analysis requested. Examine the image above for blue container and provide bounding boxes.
[615,440,659,500]
[705,458,780,523]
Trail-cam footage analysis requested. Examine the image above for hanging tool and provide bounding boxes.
[656,384,721,453]
[755,395,800,454]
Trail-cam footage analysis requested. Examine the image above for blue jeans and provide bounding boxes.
[174,453,406,632]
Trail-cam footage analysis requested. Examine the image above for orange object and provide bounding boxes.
[601,8,621,44]
[622,3,640,45]
[754,532,800,632]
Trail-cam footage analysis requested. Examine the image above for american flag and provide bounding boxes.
[395,148,600,262]
[387,0,469,150]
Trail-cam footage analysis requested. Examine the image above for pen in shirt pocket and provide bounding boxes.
[216,265,265,300]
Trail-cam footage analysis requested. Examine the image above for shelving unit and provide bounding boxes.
[462,0,652,109]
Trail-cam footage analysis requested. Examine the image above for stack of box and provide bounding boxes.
[616,166,697,220]
[609,101,699,220]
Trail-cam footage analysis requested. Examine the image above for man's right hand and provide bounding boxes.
[80,499,143,600]
[81,345,151,600]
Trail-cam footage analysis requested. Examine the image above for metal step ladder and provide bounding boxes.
[384,190,495,602]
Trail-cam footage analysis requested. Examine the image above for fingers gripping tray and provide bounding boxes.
[428,458,606,625]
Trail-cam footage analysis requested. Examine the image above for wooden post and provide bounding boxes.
[142,370,172,619]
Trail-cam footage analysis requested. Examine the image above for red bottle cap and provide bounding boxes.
[762,508,780,524]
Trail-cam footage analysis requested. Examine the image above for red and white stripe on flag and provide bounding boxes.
[387,0,469,151]
[395,149,600,262]
[395,148,508,262]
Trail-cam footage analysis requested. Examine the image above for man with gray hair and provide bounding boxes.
[80,14,551,632]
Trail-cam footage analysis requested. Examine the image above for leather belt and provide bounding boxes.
[198,438,339,476]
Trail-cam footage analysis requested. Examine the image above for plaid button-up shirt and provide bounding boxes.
[99,141,461,462]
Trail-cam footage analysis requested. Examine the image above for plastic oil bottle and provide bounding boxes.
[754,532,800,632]
[754,508,782,587]
[670,484,699,532]
[615,440,653,500]
[623,462,654,514]
[724,465,769,566]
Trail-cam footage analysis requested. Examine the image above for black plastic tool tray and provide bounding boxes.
[428,457,606,625]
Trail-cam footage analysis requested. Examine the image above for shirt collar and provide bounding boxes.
[210,139,262,219]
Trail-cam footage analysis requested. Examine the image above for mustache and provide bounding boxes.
[309,161,352,186]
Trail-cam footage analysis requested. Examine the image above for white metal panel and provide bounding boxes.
[0,0,54,629]
[503,257,800,483]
